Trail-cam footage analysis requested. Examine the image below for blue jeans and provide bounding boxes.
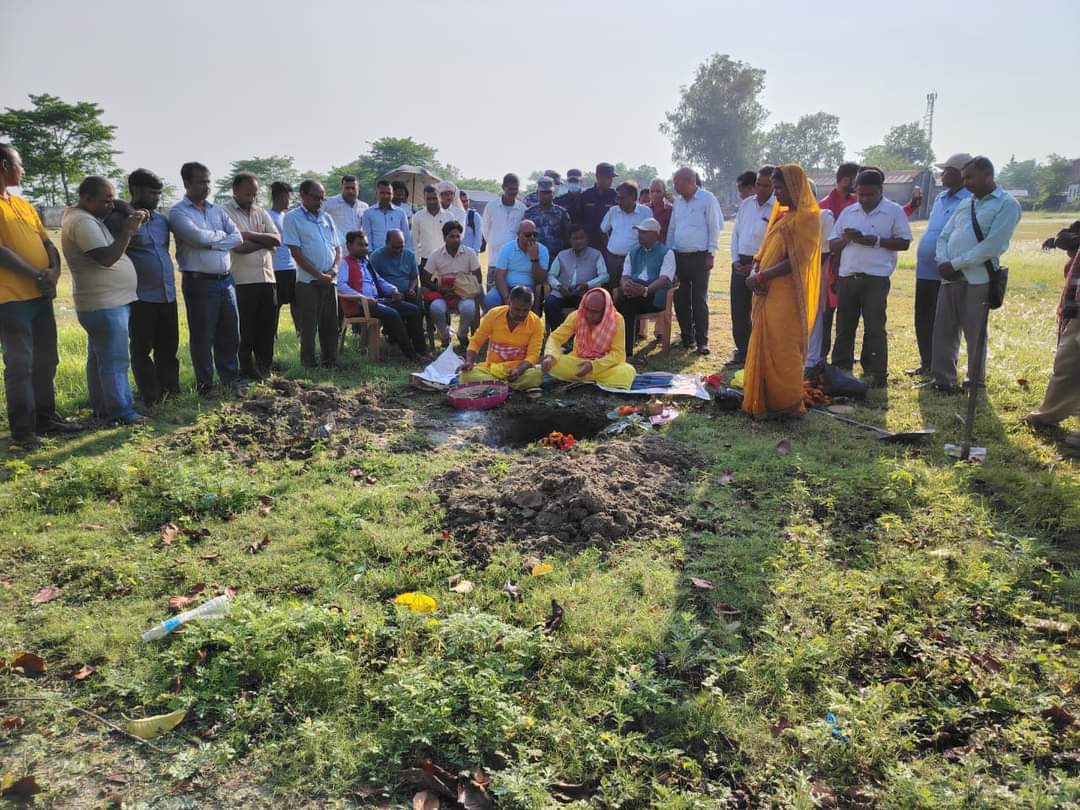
[0,296,59,440]
[77,305,139,422]
[181,273,240,390]
[483,286,507,311]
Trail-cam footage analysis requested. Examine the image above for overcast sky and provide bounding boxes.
[4,0,1077,189]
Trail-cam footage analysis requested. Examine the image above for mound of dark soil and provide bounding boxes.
[438,434,701,562]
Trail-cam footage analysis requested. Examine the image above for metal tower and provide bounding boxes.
[923,92,938,164]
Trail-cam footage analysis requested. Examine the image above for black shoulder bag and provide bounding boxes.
[970,200,1008,310]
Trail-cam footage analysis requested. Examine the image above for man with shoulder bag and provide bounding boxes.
[927,156,1020,394]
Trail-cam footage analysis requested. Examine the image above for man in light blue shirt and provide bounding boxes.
[459,189,484,253]
[282,179,340,368]
[484,219,549,311]
[667,167,723,354]
[168,161,243,394]
[929,156,1021,391]
[362,179,414,254]
[909,153,972,375]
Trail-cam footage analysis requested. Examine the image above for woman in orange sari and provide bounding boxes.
[741,164,821,418]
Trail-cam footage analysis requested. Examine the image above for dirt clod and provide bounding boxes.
[438,434,701,562]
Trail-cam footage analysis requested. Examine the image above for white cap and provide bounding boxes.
[633,218,662,234]
[935,153,974,171]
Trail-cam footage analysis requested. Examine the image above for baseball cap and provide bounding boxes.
[935,153,974,171]
[536,177,555,191]
[566,168,583,180]
[633,218,661,234]
[596,162,617,177]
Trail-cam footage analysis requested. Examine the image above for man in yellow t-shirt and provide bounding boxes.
[458,285,543,393]
[0,144,83,450]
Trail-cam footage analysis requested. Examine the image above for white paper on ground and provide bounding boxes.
[944,443,987,461]
[411,346,463,388]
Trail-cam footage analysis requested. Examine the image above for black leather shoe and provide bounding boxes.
[37,417,85,435]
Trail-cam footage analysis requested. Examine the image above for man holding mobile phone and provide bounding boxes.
[827,168,912,388]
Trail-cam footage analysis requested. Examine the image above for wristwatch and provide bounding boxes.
[874,236,881,248]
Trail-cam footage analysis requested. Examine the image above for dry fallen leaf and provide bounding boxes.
[257,506,272,517]
[160,523,179,546]
[450,579,475,594]
[775,439,792,456]
[198,553,219,562]
[543,599,565,634]
[31,585,61,605]
[73,664,95,681]
[457,780,495,810]
[168,595,196,612]
[182,527,210,541]
[472,768,492,787]
[257,495,274,506]
[1017,378,1030,389]
[713,602,742,616]
[412,789,440,810]
[222,513,239,522]
[1,717,26,729]
[10,652,45,677]
[770,717,793,737]
[124,708,186,739]
[1040,705,1076,731]
[690,577,714,590]
[248,534,271,555]
[78,522,106,530]
[169,778,194,795]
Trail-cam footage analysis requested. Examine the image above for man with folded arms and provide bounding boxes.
[169,161,244,394]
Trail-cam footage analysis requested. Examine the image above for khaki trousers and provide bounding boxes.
[931,279,988,388]
[1029,319,1080,424]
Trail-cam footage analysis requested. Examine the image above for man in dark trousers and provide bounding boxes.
[580,162,618,252]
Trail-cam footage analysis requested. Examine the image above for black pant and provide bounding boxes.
[294,282,338,367]
[832,274,891,380]
[129,300,180,405]
[819,305,835,363]
[544,293,582,330]
[618,295,665,356]
[730,255,754,360]
[0,296,59,440]
[674,251,710,348]
[372,299,426,357]
[914,278,941,371]
[236,283,278,379]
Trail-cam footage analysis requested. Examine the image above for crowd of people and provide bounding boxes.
[1,141,1077,451]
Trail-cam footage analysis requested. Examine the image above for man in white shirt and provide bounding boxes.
[667,167,723,355]
[411,185,459,272]
[435,180,467,229]
[729,166,776,366]
[600,181,651,292]
[323,175,368,246]
[481,173,526,288]
[827,168,912,387]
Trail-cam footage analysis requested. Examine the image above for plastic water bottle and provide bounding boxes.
[142,594,231,642]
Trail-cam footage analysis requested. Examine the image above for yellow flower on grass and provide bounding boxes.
[531,562,553,577]
[394,592,438,614]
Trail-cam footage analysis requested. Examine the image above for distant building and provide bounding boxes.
[808,168,935,218]
[459,189,498,215]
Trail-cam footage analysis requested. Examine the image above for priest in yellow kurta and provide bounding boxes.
[541,288,635,389]
[458,285,544,391]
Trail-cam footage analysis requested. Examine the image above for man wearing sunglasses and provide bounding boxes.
[483,220,549,311]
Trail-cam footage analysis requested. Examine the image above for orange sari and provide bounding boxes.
[741,164,821,418]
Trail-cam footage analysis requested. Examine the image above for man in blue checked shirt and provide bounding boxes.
[907,153,972,377]
[168,161,243,395]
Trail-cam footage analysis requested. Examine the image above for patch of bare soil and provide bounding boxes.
[438,433,702,563]
[171,378,417,463]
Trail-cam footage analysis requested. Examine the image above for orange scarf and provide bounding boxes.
[573,288,618,359]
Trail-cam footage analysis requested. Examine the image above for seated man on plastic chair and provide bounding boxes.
[614,217,674,359]
[337,230,428,362]
[423,220,483,351]
[541,288,635,389]
[483,219,549,311]
[458,285,543,394]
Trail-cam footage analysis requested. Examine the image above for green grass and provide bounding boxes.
[1,216,1078,808]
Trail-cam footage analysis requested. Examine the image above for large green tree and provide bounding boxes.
[213,155,299,203]
[0,93,119,205]
[859,122,933,170]
[760,112,845,171]
[998,155,1037,194]
[1035,153,1074,200]
[660,54,767,200]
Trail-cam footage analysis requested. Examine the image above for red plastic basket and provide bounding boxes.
[447,381,510,411]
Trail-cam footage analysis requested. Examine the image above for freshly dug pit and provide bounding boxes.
[488,403,609,447]
[437,433,702,563]
[171,378,418,463]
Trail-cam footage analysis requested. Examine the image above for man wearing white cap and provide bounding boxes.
[615,217,674,359]
[907,153,972,377]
